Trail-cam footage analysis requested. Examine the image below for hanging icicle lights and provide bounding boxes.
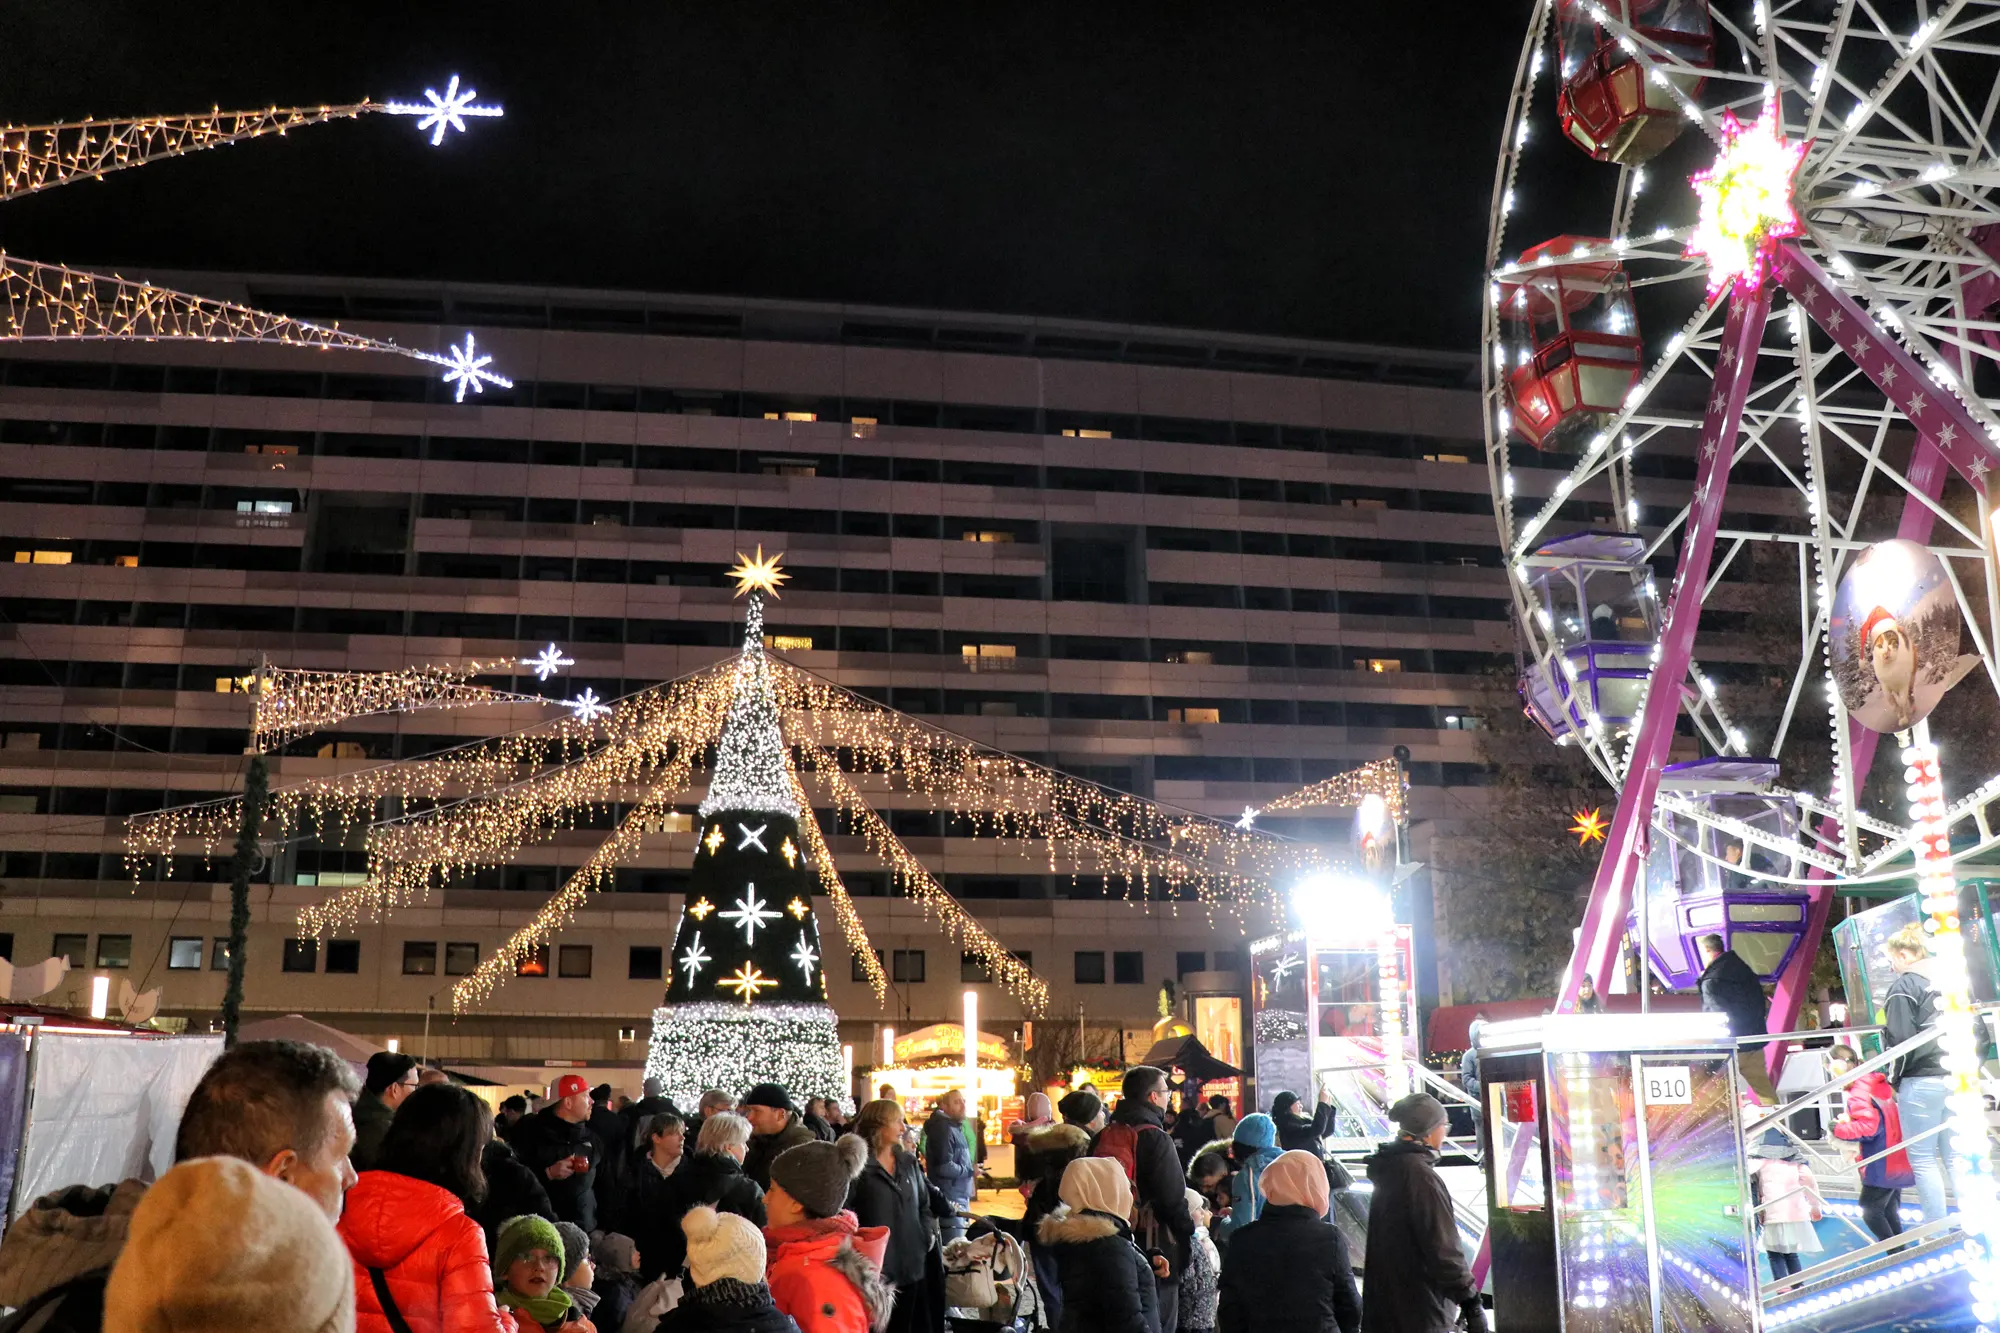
[252,659,539,749]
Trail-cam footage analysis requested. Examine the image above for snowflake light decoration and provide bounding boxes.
[1686,94,1808,296]
[430,332,514,402]
[521,643,573,682]
[720,889,780,942]
[719,963,778,1003]
[1236,806,1259,831]
[790,934,820,983]
[678,933,711,984]
[383,74,505,147]
[566,688,610,724]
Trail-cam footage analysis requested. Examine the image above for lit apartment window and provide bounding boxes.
[1362,659,1404,674]
[1442,713,1487,730]
[215,674,254,693]
[403,941,438,975]
[643,810,693,834]
[211,938,233,971]
[13,550,71,564]
[95,934,132,969]
[1165,650,1214,665]
[168,937,204,970]
[516,944,549,977]
[113,555,139,567]
[444,942,480,976]
[760,413,818,424]
[234,499,293,514]
[1166,708,1221,724]
[1061,428,1113,439]
[962,531,1015,543]
[1423,452,1472,464]
[768,635,814,652]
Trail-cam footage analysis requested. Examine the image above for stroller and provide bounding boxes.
[943,1215,1044,1332]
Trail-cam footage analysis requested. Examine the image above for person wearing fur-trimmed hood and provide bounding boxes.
[761,1137,896,1333]
[1036,1157,1162,1333]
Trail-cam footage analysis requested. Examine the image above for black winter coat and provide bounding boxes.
[510,1106,602,1230]
[1100,1098,1195,1275]
[1885,969,1948,1081]
[626,1153,689,1282]
[664,1151,768,1263]
[470,1138,556,1252]
[743,1117,816,1190]
[1217,1203,1361,1333]
[1362,1140,1480,1333]
[657,1278,802,1333]
[1272,1098,1339,1154]
[844,1144,933,1287]
[1698,948,1769,1048]
[1035,1210,1161,1333]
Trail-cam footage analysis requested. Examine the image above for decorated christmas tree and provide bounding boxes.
[646,550,847,1106]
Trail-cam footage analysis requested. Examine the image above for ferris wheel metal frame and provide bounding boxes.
[1480,0,2000,1033]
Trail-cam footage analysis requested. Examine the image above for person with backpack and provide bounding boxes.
[1036,1157,1161,1333]
[1883,924,1951,1222]
[1096,1066,1195,1333]
[1829,1045,1915,1242]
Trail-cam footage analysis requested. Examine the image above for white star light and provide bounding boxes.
[522,643,573,681]
[790,933,820,983]
[1236,806,1259,830]
[736,822,768,853]
[566,688,611,724]
[678,932,711,985]
[720,888,780,942]
[1270,952,1304,985]
[385,74,505,146]
[433,332,513,402]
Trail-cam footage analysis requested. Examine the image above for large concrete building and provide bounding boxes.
[0,271,1533,1084]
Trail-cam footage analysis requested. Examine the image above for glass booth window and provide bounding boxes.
[1490,1080,1548,1212]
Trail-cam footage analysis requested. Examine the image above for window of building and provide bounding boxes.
[1113,951,1145,985]
[961,951,990,983]
[1213,949,1247,974]
[325,939,361,974]
[0,932,10,960]
[1075,951,1106,985]
[167,937,204,970]
[629,946,663,980]
[92,934,132,969]
[558,944,593,979]
[282,938,318,973]
[516,944,549,977]
[51,933,87,968]
[1176,951,1207,977]
[445,942,480,976]
[211,938,234,971]
[1361,658,1404,674]
[768,634,814,652]
[1442,712,1487,730]
[1164,707,1222,724]
[853,948,885,982]
[892,949,926,984]
[13,550,72,564]
[403,941,438,975]
[1013,950,1033,970]
[234,499,293,515]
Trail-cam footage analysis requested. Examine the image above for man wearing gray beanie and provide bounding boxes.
[1362,1094,1485,1333]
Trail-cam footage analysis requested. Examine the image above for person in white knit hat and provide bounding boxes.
[661,1204,798,1332]
[102,1155,354,1333]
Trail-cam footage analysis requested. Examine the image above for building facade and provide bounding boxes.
[0,271,1560,1083]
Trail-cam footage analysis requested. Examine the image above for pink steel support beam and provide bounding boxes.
[1556,284,1773,1011]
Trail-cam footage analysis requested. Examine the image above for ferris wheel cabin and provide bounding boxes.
[1634,758,1812,992]
[1555,0,1714,165]
[1501,238,1643,453]
[1517,531,1657,742]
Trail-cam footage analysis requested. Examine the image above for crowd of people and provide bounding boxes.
[0,1045,1489,1333]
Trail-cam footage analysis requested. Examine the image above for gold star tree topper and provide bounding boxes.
[726,546,788,599]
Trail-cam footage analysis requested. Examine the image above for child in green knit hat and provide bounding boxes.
[494,1214,582,1330]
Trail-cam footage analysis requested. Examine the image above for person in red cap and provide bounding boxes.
[512,1074,603,1230]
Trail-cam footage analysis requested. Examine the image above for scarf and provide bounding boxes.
[561,1282,602,1317]
[498,1283,573,1329]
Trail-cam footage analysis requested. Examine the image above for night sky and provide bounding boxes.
[0,4,1529,350]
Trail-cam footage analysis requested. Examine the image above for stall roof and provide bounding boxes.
[0,1004,147,1034]
[1428,994,1702,1051]
[1140,1035,1242,1082]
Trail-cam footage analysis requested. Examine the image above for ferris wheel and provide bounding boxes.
[1481,0,2000,1024]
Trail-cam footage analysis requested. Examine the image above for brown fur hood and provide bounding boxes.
[1025,1123,1091,1155]
[1036,1207,1127,1246]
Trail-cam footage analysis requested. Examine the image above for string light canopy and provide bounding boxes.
[127,555,1393,1015]
[0,82,510,393]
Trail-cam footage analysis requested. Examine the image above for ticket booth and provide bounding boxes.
[1474,1012,1760,1333]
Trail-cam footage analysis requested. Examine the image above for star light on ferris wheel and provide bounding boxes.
[521,643,574,682]
[384,74,505,147]
[431,333,513,402]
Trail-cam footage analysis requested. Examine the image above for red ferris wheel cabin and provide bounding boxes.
[1500,237,1642,453]
[1556,0,1714,165]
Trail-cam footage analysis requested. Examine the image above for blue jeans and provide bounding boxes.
[1898,1075,1951,1223]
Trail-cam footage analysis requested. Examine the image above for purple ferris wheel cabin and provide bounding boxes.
[1518,531,1659,741]
[1630,756,1812,992]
